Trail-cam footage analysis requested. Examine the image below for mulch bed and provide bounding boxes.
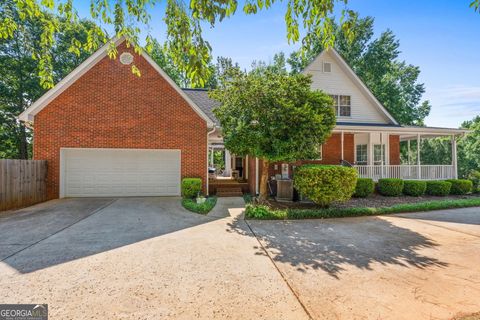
[269,193,480,210]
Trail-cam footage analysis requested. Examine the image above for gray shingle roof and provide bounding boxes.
[182,88,220,125]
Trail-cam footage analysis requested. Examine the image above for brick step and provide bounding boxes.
[216,187,243,197]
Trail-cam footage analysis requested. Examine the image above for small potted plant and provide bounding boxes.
[196,192,206,204]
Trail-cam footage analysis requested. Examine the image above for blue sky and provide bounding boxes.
[76,0,479,128]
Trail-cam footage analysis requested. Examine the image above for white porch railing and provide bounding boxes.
[354,165,455,181]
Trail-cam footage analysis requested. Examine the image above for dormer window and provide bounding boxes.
[323,62,332,73]
[330,95,351,117]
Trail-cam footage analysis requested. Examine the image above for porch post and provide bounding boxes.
[341,131,344,161]
[417,133,421,179]
[380,132,384,178]
[407,140,411,165]
[210,147,214,166]
[452,135,458,179]
[367,132,373,166]
[224,149,232,177]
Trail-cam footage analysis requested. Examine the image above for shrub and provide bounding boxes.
[468,171,480,193]
[353,178,375,198]
[403,180,426,197]
[377,178,404,196]
[181,178,202,198]
[426,181,451,196]
[182,196,217,214]
[446,179,473,195]
[293,165,357,207]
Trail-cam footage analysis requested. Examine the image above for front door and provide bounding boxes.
[235,157,244,178]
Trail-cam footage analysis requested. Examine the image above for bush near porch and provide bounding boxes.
[353,178,375,198]
[181,178,202,198]
[293,165,357,207]
[447,179,473,195]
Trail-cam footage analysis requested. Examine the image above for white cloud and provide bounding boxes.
[424,85,480,128]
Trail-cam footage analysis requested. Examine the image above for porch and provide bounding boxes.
[335,124,465,181]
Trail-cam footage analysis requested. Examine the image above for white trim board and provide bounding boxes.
[18,37,214,127]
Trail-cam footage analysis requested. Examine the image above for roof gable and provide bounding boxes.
[18,37,214,127]
[303,48,398,125]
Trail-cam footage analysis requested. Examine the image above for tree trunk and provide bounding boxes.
[17,122,29,159]
[258,159,270,202]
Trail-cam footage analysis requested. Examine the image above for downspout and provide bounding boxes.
[207,126,216,196]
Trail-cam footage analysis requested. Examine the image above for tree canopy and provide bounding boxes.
[211,69,336,199]
[0,12,96,159]
[458,116,480,178]
[0,0,360,88]
[288,15,431,125]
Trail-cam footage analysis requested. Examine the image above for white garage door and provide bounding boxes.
[61,148,181,197]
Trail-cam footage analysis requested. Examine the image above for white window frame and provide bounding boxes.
[373,144,386,165]
[330,94,351,117]
[317,144,323,160]
[355,144,368,165]
[323,61,332,73]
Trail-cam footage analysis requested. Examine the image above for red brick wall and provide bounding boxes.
[389,135,400,165]
[33,42,208,199]
[268,133,355,178]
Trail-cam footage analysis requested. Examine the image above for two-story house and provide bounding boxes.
[19,38,467,198]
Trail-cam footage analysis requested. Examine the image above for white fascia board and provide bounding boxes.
[333,125,470,136]
[18,37,125,122]
[328,49,399,125]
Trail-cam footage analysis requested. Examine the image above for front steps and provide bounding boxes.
[216,186,243,197]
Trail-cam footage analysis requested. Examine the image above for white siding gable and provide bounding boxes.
[303,50,396,124]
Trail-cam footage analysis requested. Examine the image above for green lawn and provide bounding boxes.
[182,196,217,214]
[245,197,480,220]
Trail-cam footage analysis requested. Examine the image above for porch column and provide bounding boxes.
[417,133,421,179]
[452,135,458,179]
[210,147,214,166]
[380,132,384,178]
[255,158,259,195]
[340,131,344,161]
[407,140,411,165]
[367,132,373,166]
[224,149,232,177]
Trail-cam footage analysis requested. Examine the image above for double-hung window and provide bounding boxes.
[330,95,351,117]
[373,144,386,165]
[356,144,368,165]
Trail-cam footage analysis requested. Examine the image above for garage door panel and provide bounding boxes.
[62,149,181,197]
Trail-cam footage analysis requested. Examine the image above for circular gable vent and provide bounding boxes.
[120,52,134,65]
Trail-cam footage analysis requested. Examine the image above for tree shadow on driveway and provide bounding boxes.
[228,215,449,279]
[0,197,220,273]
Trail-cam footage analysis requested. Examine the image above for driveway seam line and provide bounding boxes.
[1,199,118,262]
[244,219,314,320]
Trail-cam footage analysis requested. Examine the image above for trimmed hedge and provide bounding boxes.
[244,197,480,220]
[377,178,404,196]
[403,180,426,197]
[426,180,451,196]
[293,165,357,207]
[181,178,202,198]
[353,178,375,198]
[446,179,473,195]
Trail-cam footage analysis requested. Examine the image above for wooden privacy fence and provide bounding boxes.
[0,160,47,212]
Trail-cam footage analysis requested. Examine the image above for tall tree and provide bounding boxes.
[288,16,431,125]
[0,13,97,159]
[458,116,480,178]
[211,69,336,200]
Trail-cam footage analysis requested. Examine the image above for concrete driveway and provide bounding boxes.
[0,198,479,320]
[248,207,480,320]
[0,197,308,319]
